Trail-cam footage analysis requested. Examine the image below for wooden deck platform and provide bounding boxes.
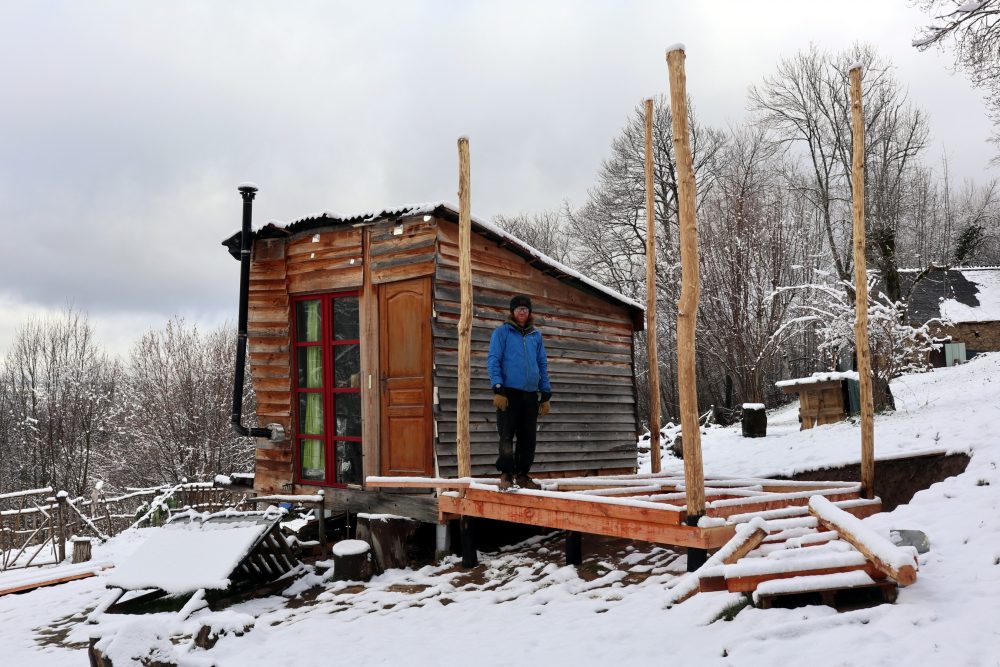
[366,474,882,550]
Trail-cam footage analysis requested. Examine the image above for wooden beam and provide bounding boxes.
[457,136,473,478]
[666,46,705,516]
[849,65,876,500]
[725,561,884,593]
[440,493,733,549]
[462,487,684,525]
[809,496,917,586]
[644,98,662,475]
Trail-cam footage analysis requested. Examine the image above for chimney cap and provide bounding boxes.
[237,182,259,194]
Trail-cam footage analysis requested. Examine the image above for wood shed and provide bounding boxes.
[223,201,644,520]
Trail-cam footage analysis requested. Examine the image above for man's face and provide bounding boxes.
[513,306,530,326]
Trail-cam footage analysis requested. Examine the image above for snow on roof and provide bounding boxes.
[223,202,643,314]
[939,268,1000,323]
[775,371,858,388]
[106,520,269,594]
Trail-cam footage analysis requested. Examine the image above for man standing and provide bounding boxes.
[487,294,552,490]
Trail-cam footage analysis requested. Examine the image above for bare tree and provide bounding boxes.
[493,209,573,264]
[698,127,818,404]
[2,308,120,495]
[751,44,929,302]
[915,0,1000,150]
[113,319,255,487]
[566,95,725,421]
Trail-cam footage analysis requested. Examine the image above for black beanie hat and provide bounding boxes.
[510,294,532,312]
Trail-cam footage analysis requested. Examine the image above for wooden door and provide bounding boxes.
[378,277,434,476]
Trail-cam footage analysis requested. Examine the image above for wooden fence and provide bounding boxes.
[0,482,257,573]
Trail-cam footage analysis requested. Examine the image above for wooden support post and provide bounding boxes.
[55,491,68,563]
[644,98,663,474]
[849,66,876,500]
[457,136,473,479]
[565,530,582,566]
[460,516,477,568]
[315,490,326,557]
[666,46,705,517]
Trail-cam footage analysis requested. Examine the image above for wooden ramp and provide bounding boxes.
[367,474,882,550]
[0,561,112,597]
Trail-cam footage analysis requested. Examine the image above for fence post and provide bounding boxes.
[56,491,69,563]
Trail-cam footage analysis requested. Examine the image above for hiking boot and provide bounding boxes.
[498,473,514,491]
[515,474,541,490]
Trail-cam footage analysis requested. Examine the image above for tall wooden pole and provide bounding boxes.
[457,137,473,479]
[666,47,705,518]
[644,98,663,474]
[849,67,876,499]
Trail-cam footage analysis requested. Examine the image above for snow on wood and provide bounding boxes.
[365,475,473,488]
[809,495,918,585]
[465,481,684,512]
[332,539,370,557]
[775,371,858,388]
[724,550,867,579]
[764,540,854,560]
[742,403,765,410]
[106,522,269,594]
[249,494,324,503]
[664,517,768,606]
[0,560,112,596]
[752,570,876,601]
[0,486,53,501]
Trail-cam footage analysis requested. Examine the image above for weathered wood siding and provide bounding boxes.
[433,219,638,477]
[247,237,293,493]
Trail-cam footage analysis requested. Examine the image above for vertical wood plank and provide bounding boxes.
[850,66,876,499]
[644,98,662,474]
[666,47,705,516]
[457,137,473,478]
[361,226,381,481]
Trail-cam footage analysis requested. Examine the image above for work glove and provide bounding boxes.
[492,385,508,411]
[538,391,552,417]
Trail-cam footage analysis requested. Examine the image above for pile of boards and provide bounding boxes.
[667,495,919,611]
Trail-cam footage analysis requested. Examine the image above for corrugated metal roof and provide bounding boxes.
[221,201,644,315]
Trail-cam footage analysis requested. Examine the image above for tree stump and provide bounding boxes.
[72,537,93,564]
[332,539,374,582]
[356,514,418,573]
[742,403,767,438]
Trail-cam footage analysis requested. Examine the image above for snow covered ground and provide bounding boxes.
[3,354,1000,666]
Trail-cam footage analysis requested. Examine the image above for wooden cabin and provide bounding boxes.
[223,202,644,521]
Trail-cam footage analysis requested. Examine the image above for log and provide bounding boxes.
[355,514,419,572]
[332,539,374,582]
[666,46,705,516]
[644,97,662,474]
[741,404,767,438]
[457,136,473,478]
[72,537,92,564]
[809,495,917,586]
[849,65,876,499]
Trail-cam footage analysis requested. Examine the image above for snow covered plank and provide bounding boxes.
[670,518,769,604]
[461,486,685,525]
[727,497,882,523]
[722,550,884,593]
[0,561,112,597]
[808,495,918,585]
[365,476,472,489]
[753,571,898,610]
[706,487,862,519]
[440,493,733,549]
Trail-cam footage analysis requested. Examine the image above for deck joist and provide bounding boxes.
[366,474,882,550]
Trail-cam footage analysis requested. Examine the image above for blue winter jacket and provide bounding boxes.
[487,320,552,394]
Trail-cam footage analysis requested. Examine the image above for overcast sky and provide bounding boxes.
[0,1,993,358]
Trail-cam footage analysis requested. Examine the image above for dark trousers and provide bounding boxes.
[495,388,539,476]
